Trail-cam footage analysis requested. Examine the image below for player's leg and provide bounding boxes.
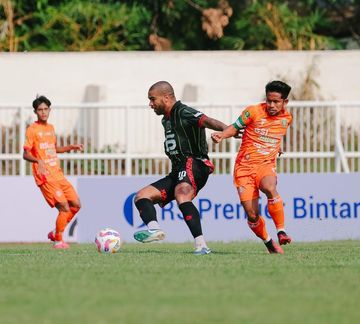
[53,201,72,249]
[40,181,71,248]
[133,178,172,243]
[259,170,292,245]
[176,181,210,254]
[236,176,268,238]
[175,158,212,255]
[236,176,283,254]
[241,198,268,240]
[135,185,162,230]
[60,178,81,224]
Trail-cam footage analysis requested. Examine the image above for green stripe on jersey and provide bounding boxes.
[232,117,245,130]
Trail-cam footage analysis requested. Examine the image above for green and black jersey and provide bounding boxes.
[161,101,209,166]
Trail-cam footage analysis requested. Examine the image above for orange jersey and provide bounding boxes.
[233,103,292,175]
[24,122,65,186]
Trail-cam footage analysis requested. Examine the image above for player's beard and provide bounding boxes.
[154,104,165,115]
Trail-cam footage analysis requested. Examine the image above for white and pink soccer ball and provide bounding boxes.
[95,228,122,253]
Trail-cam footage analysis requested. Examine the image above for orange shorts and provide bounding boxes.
[39,178,79,208]
[234,163,277,202]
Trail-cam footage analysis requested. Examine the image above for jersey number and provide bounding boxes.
[178,171,187,181]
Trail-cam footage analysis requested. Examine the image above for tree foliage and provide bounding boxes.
[0,0,358,51]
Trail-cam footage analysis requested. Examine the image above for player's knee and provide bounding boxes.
[261,185,277,197]
[69,199,81,211]
[56,202,70,212]
[134,189,154,203]
[72,205,81,212]
[175,183,193,198]
[246,211,259,222]
[135,185,163,204]
[134,191,146,203]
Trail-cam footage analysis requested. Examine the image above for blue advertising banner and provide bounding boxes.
[77,174,360,243]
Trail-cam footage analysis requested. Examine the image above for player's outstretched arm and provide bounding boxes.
[56,144,84,153]
[201,116,227,131]
[211,125,238,144]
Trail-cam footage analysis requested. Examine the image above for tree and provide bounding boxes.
[1,0,355,51]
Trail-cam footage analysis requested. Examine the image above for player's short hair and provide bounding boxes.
[265,81,291,99]
[32,95,51,110]
[149,81,174,97]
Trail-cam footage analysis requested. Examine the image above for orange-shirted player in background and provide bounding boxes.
[23,96,83,249]
[212,81,292,254]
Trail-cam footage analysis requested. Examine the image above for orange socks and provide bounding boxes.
[247,216,269,241]
[267,196,285,231]
[55,211,73,241]
[54,207,80,241]
[67,206,80,224]
[247,196,285,243]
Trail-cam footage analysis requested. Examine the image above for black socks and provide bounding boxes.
[135,198,157,225]
[179,201,203,238]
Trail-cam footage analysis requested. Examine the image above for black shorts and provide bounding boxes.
[151,157,214,207]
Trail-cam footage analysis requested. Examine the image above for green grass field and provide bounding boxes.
[0,241,359,324]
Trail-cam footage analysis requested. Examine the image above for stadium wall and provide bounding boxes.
[0,51,359,105]
[1,174,359,243]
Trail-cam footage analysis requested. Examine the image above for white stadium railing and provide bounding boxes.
[1,101,360,176]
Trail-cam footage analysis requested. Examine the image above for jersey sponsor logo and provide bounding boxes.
[44,157,58,166]
[165,133,178,154]
[281,119,288,127]
[259,135,278,144]
[254,142,271,155]
[254,128,269,136]
[39,142,55,149]
[45,148,56,156]
[37,131,53,137]
[254,143,273,155]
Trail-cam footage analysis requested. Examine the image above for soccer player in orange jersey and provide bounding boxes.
[212,81,293,254]
[23,96,83,249]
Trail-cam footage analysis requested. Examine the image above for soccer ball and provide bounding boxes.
[95,228,122,253]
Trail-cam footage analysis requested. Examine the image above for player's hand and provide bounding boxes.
[71,144,84,152]
[37,160,47,176]
[211,132,223,143]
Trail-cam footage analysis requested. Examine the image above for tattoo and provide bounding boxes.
[203,117,226,131]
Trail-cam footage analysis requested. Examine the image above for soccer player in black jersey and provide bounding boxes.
[133,81,226,254]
